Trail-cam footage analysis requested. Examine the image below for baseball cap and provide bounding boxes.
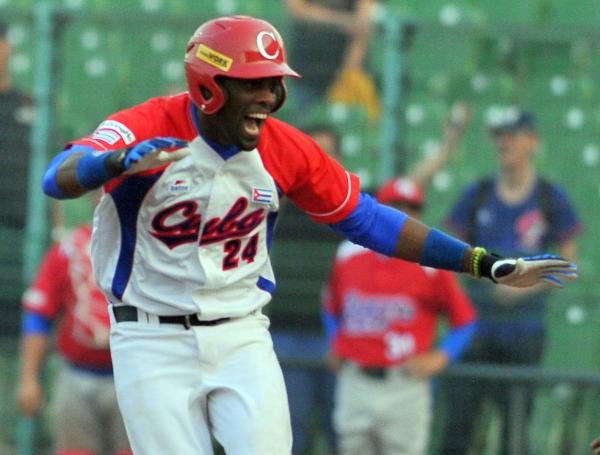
[376,177,424,207]
[487,107,537,135]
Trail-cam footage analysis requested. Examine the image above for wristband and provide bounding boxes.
[76,149,127,189]
[470,246,488,278]
[420,228,469,272]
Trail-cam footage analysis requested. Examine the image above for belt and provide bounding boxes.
[112,305,231,329]
[359,366,388,380]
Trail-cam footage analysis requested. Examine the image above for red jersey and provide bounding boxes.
[22,226,112,369]
[323,241,476,367]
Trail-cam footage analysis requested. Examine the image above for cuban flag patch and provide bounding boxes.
[252,188,273,205]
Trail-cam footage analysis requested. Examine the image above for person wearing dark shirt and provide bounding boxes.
[0,19,34,228]
[439,108,582,455]
[0,18,35,336]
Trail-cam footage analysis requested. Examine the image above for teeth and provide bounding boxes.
[247,113,267,120]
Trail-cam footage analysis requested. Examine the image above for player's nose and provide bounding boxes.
[254,80,279,107]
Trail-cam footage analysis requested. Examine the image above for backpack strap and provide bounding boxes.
[537,176,554,228]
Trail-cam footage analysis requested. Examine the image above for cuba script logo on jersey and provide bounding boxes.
[150,197,265,249]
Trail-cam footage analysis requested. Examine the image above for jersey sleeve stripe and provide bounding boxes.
[304,171,353,218]
[80,138,110,150]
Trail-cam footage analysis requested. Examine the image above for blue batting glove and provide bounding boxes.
[124,137,188,170]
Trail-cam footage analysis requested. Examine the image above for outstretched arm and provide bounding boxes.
[284,0,374,34]
[43,138,189,199]
[331,194,578,288]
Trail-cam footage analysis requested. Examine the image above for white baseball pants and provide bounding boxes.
[109,308,292,455]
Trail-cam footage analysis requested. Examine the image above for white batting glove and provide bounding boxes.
[490,254,578,288]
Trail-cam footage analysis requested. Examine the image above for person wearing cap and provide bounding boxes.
[0,18,35,336]
[319,103,478,455]
[322,176,478,455]
[440,107,582,455]
[40,13,578,454]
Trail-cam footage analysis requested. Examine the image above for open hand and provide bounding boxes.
[491,254,578,288]
[124,137,189,174]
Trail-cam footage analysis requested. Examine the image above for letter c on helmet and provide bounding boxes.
[256,31,280,60]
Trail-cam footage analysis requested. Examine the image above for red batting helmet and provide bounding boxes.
[184,16,300,114]
[376,177,425,207]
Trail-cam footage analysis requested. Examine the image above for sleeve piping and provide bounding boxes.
[304,171,353,218]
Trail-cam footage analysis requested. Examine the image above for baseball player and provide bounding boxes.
[323,177,477,455]
[17,223,132,455]
[40,15,577,455]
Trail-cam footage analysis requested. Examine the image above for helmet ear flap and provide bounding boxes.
[190,74,226,114]
[200,85,213,101]
[272,79,288,113]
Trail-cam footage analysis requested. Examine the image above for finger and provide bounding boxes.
[536,265,578,277]
[522,254,565,261]
[534,268,577,276]
[524,259,571,268]
[541,275,565,288]
[156,149,191,162]
[151,137,188,149]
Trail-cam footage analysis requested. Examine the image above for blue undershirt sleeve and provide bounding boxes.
[420,228,470,273]
[329,193,408,256]
[321,309,340,346]
[75,149,117,190]
[42,145,97,199]
[22,311,53,336]
[439,321,477,363]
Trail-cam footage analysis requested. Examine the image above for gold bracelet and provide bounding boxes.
[471,246,488,278]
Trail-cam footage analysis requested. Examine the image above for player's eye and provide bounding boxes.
[243,80,262,91]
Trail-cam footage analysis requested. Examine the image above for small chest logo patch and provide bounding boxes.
[169,179,190,194]
[252,188,273,205]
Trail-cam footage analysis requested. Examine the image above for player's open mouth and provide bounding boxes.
[243,112,268,138]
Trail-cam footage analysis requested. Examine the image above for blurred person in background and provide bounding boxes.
[323,103,477,455]
[0,17,35,336]
[283,0,381,120]
[439,107,582,455]
[17,195,132,455]
[270,123,343,455]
